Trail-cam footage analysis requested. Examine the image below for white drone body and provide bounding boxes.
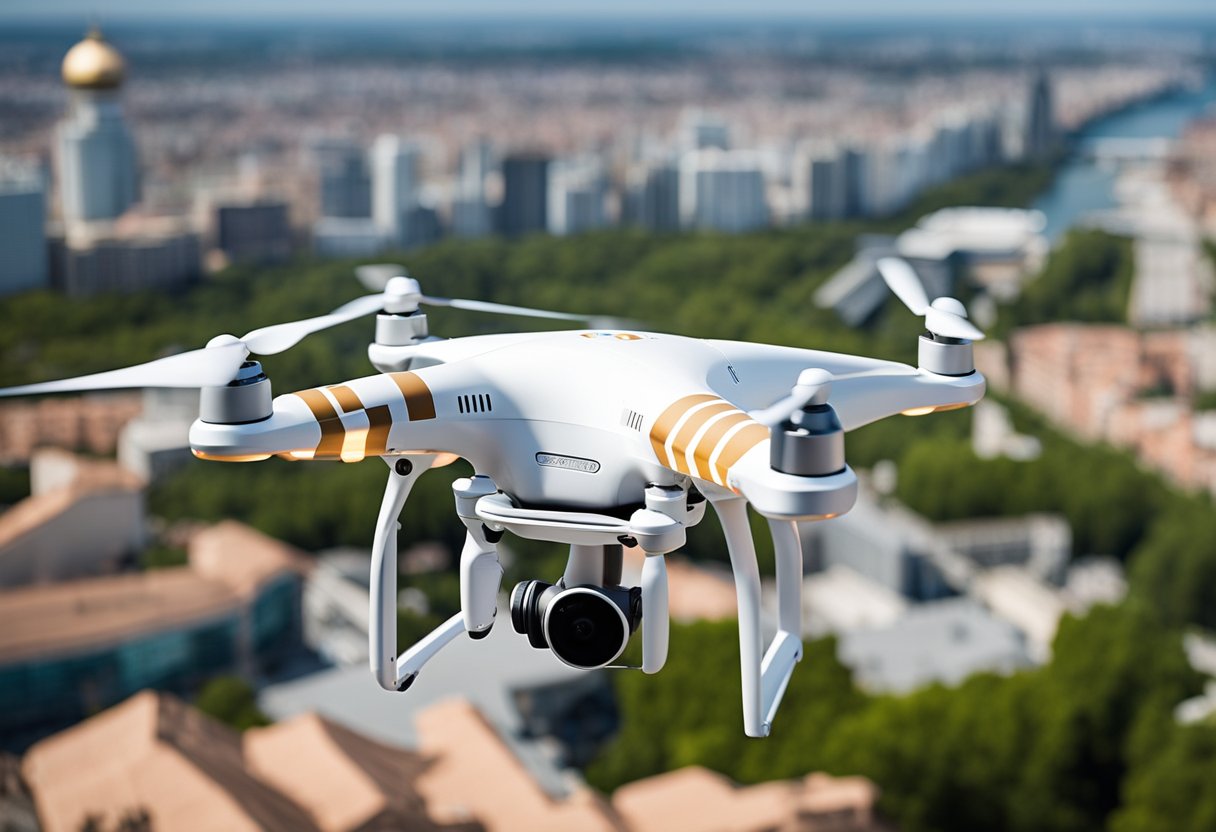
[1,260,985,738]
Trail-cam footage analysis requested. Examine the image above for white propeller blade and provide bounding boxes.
[355,267,595,323]
[421,295,591,322]
[751,368,834,427]
[925,300,985,341]
[750,367,920,428]
[875,257,985,342]
[355,263,406,293]
[876,257,929,315]
[0,342,248,397]
[240,294,386,355]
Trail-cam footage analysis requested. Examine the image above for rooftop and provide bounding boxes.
[897,207,1047,262]
[838,596,1030,693]
[0,451,142,552]
[613,765,884,832]
[0,521,306,664]
[23,691,318,832]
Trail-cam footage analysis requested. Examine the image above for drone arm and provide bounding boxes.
[831,369,986,432]
[370,455,438,691]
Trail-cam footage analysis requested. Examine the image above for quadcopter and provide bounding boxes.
[0,257,984,738]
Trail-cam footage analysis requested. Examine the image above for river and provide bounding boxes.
[1033,75,1216,242]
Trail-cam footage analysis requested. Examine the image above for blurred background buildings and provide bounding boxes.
[2,6,1216,832]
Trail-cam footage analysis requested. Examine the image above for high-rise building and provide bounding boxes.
[680,110,731,151]
[459,138,494,198]
[311,138,371,219]
[56,28,139,228]
[214,201,292,265]
[0,160,48,296]
[450,196,492,238]
[793,143,846,223]
[547,159,607,236]
[370,135,420,248]
[679,149,769,233]
[499,153,549,237]
[53,223,201,296]
[628,162,680,232]
[451,138,493,238]
[1025,72,1056,160]
[840,146,867,220]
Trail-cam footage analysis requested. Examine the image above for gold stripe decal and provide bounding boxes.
[669,402,734,462]
[649,393,770,484]
[648,394,716,470]
[691,411,751,480]
[390,372,437,421]
[712,423,770,483]
[293,389,346,459]
[364,405,393,457]
[328,384,363,414]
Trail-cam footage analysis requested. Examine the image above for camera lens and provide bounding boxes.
[543,587,629,669]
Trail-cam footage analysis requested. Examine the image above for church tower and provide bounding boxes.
[57,27,139,228]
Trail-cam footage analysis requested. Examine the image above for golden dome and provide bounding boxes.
[61,28,126,91]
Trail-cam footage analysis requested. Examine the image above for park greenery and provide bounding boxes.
[0,160,1212,830]
[195,675,270,732]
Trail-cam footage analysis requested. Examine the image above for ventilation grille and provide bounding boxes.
[621,409,644,431]
[458,393,493,415]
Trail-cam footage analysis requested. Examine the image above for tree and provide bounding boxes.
[195,676,269,731]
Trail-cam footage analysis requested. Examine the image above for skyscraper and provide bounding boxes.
[547,159,607,236]
[370,135,420,248]
[679,149,769,233]
[793,143,846,223]
[680,110,731,151]
[311,138,372,219]
[0,160,48,296]
[451,138,493,238]
[624,162,681,232]
[499,153,549,238]
[56,28,138,228]
[1025,72,1056,160]
[214,201,292,265]
[840,146,867,220]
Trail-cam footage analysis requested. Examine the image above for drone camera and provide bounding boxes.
[510,580,641,669]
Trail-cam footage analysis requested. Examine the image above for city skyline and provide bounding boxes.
[4,0,1216,24]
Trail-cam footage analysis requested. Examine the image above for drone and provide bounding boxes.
[0,257,984,738]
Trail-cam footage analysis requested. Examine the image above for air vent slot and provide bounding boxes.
[457,393,493,415]
[621,409,644,431]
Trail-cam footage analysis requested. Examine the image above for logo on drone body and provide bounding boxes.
[579,332,643,341]
[536,452,601,473]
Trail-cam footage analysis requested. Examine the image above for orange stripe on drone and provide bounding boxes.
[649,394,770,483]
[290,373,437,461]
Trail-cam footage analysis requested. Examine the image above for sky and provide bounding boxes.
[2,0,1215,22]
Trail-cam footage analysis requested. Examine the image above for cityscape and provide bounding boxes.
[1,5,1216,832]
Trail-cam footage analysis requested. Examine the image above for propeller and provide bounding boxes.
[0,308,372,398]
[356,270,594,323]
[0,273,599,398]
[751,369,834,427]
[875,257,985,342]
[750,366,920,428]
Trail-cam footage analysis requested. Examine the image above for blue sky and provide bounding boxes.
[3,0,1215,21]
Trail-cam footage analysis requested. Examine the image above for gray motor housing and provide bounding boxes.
[770,403,845,477]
